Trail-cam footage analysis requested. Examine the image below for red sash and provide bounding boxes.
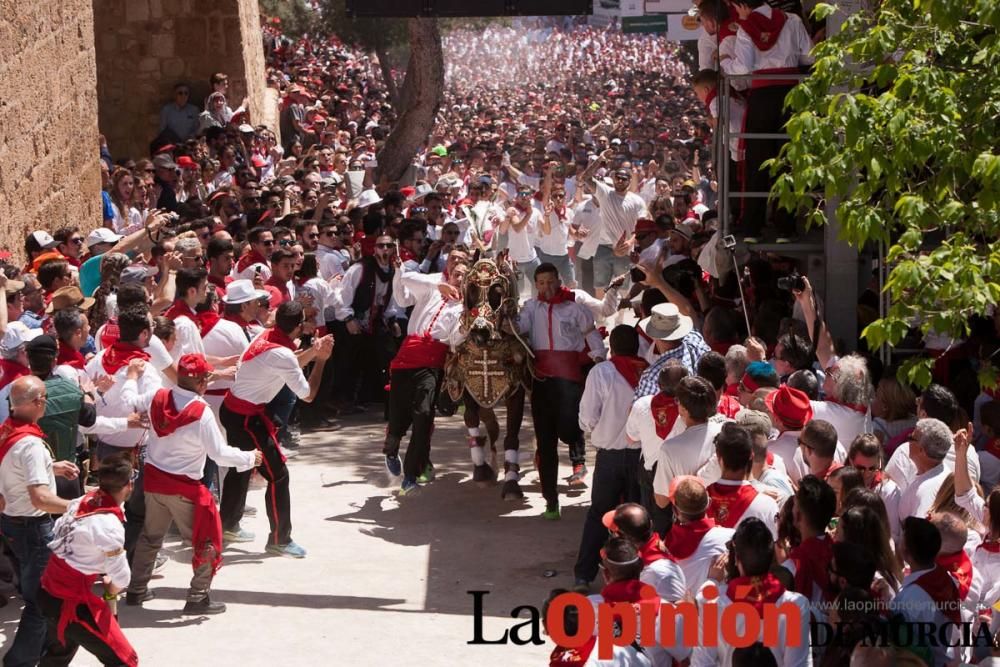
[936,550,973,601]
[738,7,787,51]
[726,573,786,617]
[0,359,30,391]
[143,463,223,575]
[651,393,680,439]
[149,389,207,437]
[979,540,1000,554]
[665,517,715,560]
[56,343,86,370]
[399,248,417,264]
[707,481,759,528]
[788,535,834,602]
[162,299,198,323]
[40,556,137,666]
[535,350,586,384]
[538,287,576,305]
[610,355,648,390]
[914,566,962,624]
[235,250,268,274]
[222,392,285,463]
[196,311,222,338]
[0,418,46,466]
[241,327,296,363]
[724,382,739,397]
[638,533,671,565]
[101,342,151,376]
[390,335,449,371]
[717,394,742,419]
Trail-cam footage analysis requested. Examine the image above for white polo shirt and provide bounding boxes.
[0,435,55,518]
[653,420,723,498]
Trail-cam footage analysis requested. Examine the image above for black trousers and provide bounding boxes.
[741,84,796,238]
[330,321,395,406]
[574,448,642,582]
[383,367,442,480]
[638,459,673,538]
[37,588,129,666]
[218,404,292,546]
[530,377,584,507]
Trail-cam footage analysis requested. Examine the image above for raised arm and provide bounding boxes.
[794,277,836,371]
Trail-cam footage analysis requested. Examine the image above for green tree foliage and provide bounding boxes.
[259,0,317,38]
[772,0,1000,388]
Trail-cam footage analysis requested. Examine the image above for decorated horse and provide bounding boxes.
[443,252,534,500]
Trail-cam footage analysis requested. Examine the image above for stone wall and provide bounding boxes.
[93,0,268,161]
[0,2,102,258]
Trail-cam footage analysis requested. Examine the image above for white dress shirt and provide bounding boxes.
[171,312,205,362]
[897,463,950,528]
[730,4,814,85]
[121,382,256,479]
[391,272,463,343]
[809,400,869,448]
[202,318,251,404]
[572,287,620,322]
[230,338,309,406]
[890,568,966,667]
[579,361,641,451]
[519,299,605,359]
[333,261,400,323]
[886,441,981,489]
[691,581,813,667]
[85,351,164,450]
[626,394,684,471]
[653,420,724,497]
[673,524,734,597]
[48,495,130,589]
[0,435,55,518]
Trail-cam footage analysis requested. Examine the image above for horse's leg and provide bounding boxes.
[481,406,501,472]
[500,386,526,500]
[465,391,494,484]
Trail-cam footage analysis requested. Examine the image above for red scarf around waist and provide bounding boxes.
[788,535,834,602]
[40,555,137,666]
[101,342,150,376]
[0,359,30,390]
[535,350,587,384]
[0,418,46,466]
[142,463,223,574]
[650,393,680,439]
[707,481,759,528]
[610,354,648,390]
[726,572,786,617]
[163,299,197,323]
[391,335,449,371]
[738,7,787,51]
[914,565,962,624]
[936,550,973,601]
[56,343,86,370]
[149,389,206,437]
[665,517,715,560]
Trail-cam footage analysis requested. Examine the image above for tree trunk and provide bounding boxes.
[376,17,443,187]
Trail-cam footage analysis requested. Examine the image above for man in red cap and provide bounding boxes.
[764,384,814,476]
[121,353,261,615]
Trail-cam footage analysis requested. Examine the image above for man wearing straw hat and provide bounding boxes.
[634,302,710,399]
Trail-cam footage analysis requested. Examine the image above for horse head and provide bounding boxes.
[461,256,518,347]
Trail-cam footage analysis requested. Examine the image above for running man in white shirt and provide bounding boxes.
[122,354,260,615]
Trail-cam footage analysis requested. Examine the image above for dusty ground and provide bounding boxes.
[0,410,594,665]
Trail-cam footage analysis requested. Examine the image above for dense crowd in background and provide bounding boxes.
[0,2,999,666]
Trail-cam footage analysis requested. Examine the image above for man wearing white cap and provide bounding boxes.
[201,280,269,417]
[0,322,43,420]
[634,302,710,399]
